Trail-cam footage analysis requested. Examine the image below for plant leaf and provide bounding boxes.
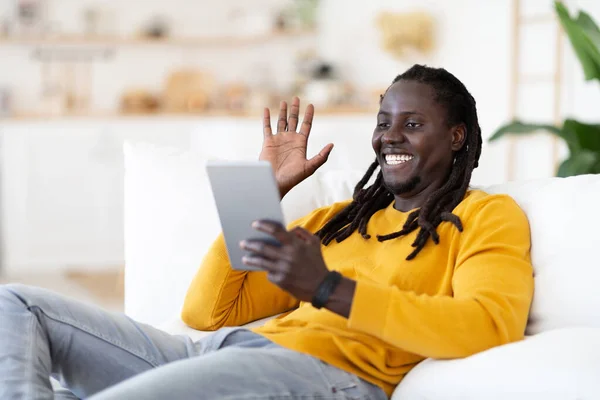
[591,161,600,174]
[577,11,600,49]
[563,119,600,152]
[489,121,563,141]
[555,2,600,81]
[577,12,600,76]
[556,150,599,177]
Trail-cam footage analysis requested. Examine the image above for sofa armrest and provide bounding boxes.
[392,327,600,400]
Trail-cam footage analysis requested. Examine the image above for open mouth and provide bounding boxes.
[384,154,414,166]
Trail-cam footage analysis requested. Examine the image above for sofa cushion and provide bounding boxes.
[484,175,600,335]
[124,144,218,326]
[393,327,600,400]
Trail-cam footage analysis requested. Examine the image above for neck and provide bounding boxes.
[392,178,445,212]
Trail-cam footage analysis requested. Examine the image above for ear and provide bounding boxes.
[450,124,467,151]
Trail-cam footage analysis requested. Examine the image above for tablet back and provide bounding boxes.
[206,160,285,270]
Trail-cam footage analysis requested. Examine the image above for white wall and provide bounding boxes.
[1,0,599,272]
[317,0,514,186]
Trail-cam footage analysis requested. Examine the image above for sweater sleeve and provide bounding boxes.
[182,200,352,330]
[347,195,534,359]
[181,234,299,330]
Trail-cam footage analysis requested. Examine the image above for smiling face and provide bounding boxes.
[372,80,466,206]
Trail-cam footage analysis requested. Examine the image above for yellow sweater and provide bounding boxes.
[182,190,534,396]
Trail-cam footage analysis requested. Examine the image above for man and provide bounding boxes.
[0,65,533,399]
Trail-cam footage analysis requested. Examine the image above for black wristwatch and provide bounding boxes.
[311,271,343,309]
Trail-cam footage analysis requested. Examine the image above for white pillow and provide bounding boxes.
[124,143,221,326]
[485,175,600,335]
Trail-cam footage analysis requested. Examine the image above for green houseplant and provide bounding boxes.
[489,1,600,177]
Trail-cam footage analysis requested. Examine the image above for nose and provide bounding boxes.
[381,124,406,145]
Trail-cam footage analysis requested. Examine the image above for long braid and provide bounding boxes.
[353,161,379,198]
[316,64,483,260]
[319,160,380,245]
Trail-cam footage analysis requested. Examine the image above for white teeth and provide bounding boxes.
[385,154,414,165]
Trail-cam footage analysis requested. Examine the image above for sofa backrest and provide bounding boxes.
[305,172,600,336]
[485,175,600,335]
[124,142,365,326]
[124,141,600,333]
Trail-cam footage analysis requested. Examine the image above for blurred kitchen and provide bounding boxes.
[0,0,599,311]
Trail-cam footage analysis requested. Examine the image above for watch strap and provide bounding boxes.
[311,271,343,309]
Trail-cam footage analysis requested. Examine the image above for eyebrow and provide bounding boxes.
[377,110,424,117]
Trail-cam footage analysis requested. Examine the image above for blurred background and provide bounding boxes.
[0,0,598,311]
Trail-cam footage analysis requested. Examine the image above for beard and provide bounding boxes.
[383,175,421,195]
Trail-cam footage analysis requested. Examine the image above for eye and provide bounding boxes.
[377,122,390,129]
[406,122,422,129]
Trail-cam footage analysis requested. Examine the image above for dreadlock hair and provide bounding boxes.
[316,64,483,260]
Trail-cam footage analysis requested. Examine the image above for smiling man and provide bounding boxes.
[0,65,534,400]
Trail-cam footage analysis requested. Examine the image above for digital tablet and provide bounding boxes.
[206,160,286,271]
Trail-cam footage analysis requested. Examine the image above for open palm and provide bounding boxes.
[260,97,334,198]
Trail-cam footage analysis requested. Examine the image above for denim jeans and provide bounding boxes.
[0,284,387,399]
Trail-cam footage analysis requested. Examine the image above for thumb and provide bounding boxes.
[306,143,334,174]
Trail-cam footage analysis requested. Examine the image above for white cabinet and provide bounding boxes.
[0,118,193,273]
[3,126,122,271]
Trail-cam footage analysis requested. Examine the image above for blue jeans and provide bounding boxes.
[0,284,387,399]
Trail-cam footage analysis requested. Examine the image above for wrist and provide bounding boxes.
[324,276,356,319]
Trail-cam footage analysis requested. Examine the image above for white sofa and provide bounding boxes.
[124,140,600,400]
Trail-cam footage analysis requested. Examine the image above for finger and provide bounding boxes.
[306,143,334,175]
[242,255,280,272]
[240,239,290,261]
[266,269,287,286]
[299,104,314,136]
[277,101,288,132]
[287,97,300,132]
[263,108,272,138]
[252,219,292,245]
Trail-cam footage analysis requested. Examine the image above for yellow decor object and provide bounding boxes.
[163,69,215,113]
[120,89,160,114]
[376,11,435,58]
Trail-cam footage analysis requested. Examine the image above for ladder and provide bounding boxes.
[507,0,564,180]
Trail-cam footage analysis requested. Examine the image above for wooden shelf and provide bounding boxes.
[5,107,376,121]
[3,107,376,122]
[0,30,316,47]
